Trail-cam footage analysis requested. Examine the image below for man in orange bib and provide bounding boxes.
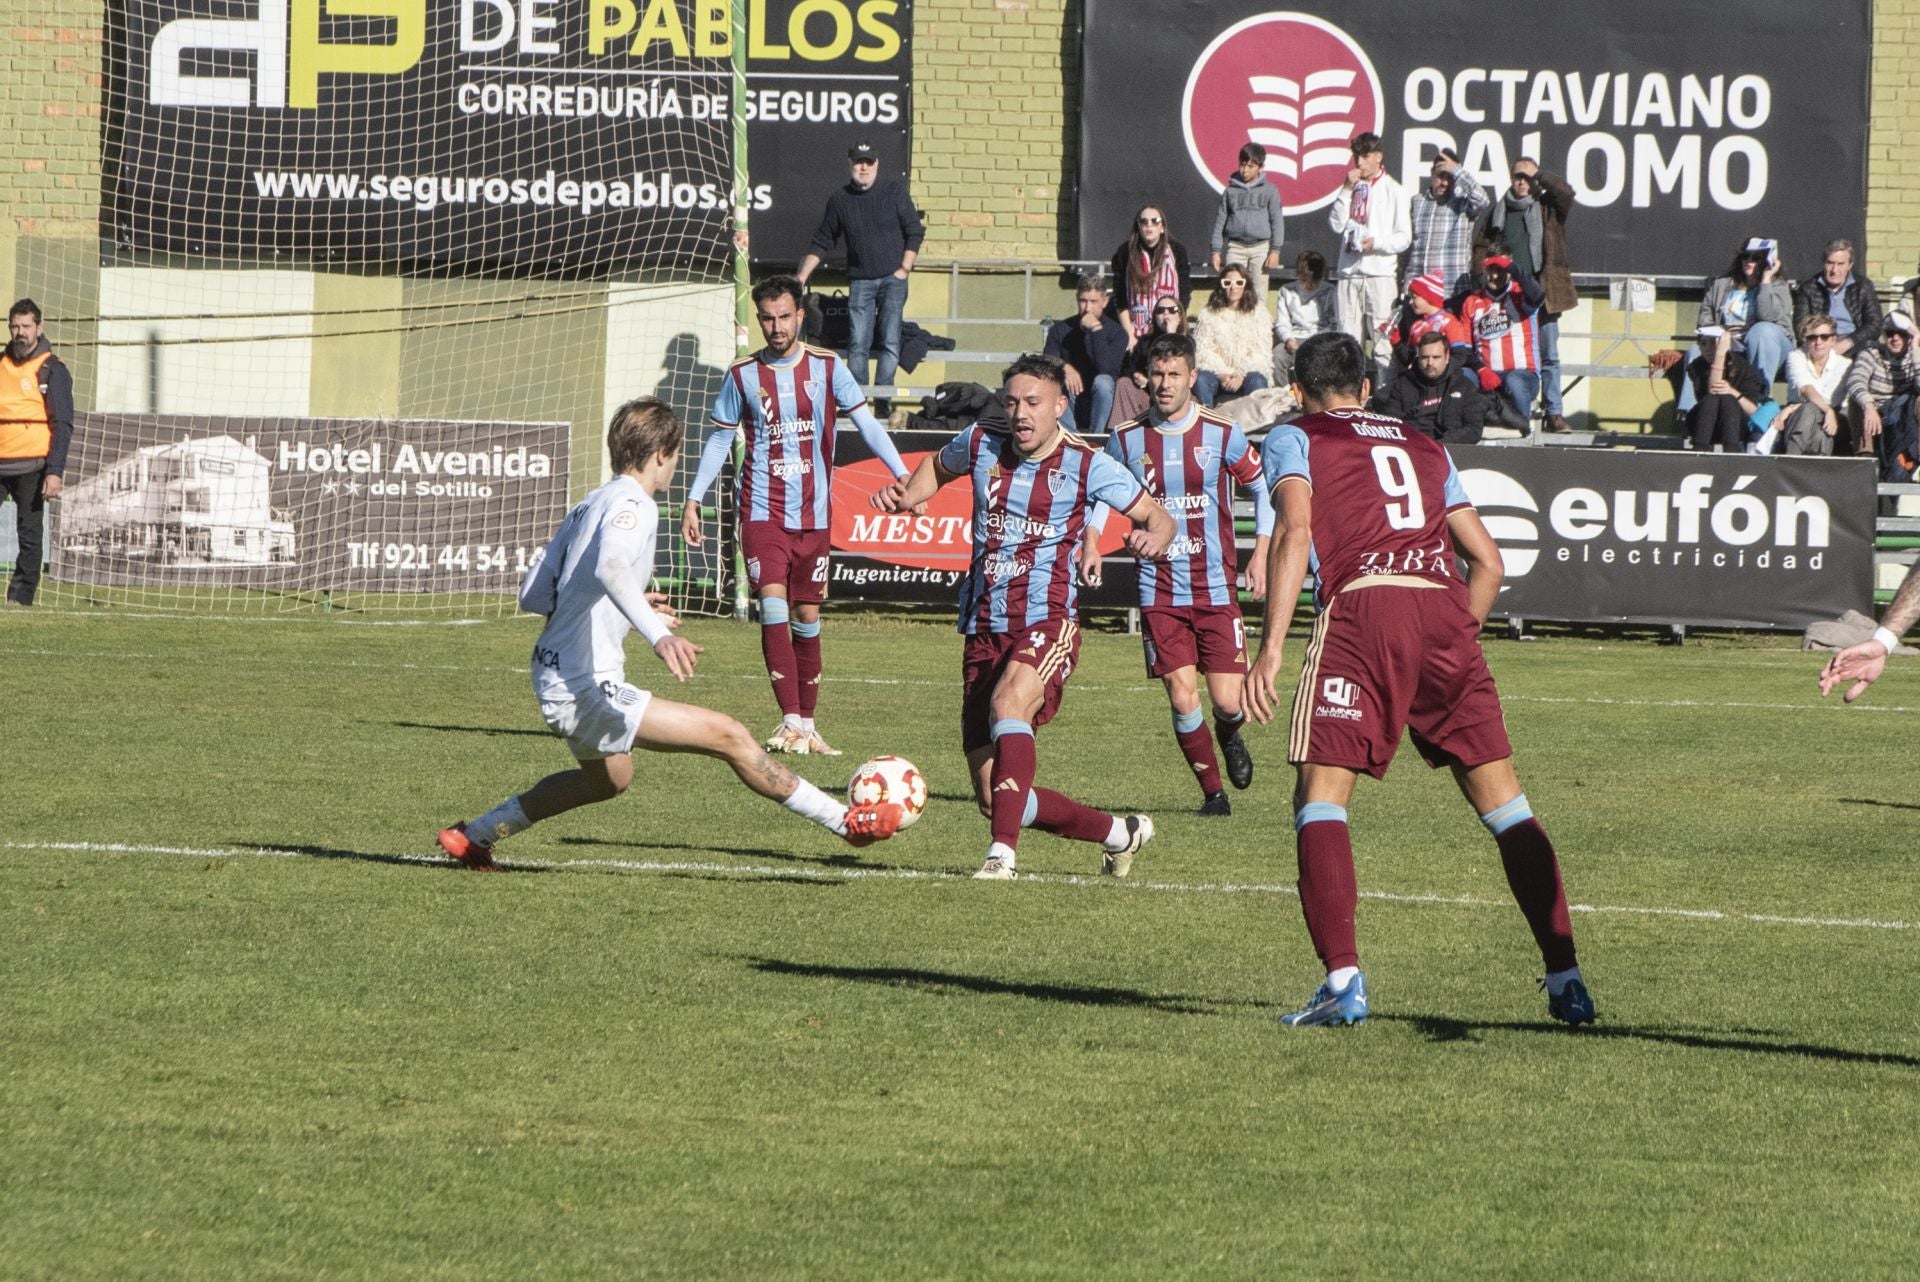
[1,300,74,607]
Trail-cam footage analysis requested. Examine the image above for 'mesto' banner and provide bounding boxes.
[1447,446,1876,629]
[1080,1,1871,278]
[101,0,913,272]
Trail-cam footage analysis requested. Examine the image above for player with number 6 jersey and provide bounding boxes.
[1100,331,1274,816]
[873,354,1177,881]
[1245,332,1594,1031]
[683,275,911,758]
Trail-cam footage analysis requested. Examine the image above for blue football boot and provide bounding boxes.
[1280,972,1369,1027]
[1544,976,1596,1026]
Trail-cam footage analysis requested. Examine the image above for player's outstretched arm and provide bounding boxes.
[1820,558,1920,702]
[1247,480,1312,725]
[1447,507,1506,627]
[1121,494,1176,560]
[848,403,911,479]
[681,427,739,547]
[874,454,954,512]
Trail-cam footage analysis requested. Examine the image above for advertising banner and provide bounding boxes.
[1448,446,1877,628]
[1080,1,1871,279]
[828,428,1146,608]
[101,0,913,272]
[51,414,570,594]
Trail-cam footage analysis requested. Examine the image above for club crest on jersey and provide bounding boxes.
[611,510,638,530]
[1191,445,1218,469]
[804,378,824,398]
[1046,468,1068,496]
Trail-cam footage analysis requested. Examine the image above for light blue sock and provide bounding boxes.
[1172,706,1205,734]
[759,597,789,626]
[1480,795,1533,836]
[1293,802,1348,830]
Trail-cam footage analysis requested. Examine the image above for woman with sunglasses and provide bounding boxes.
[1109,206,1192,346]
[1192,267,1273,407]
[1106,298,1192,429]
[1779,313,1853,455]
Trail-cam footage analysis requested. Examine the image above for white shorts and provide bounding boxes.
[539,680,653,760]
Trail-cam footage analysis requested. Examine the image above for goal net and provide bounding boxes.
[21,0,747,617]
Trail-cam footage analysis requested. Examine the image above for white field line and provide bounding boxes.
[6,839,1917,934]
[4,648,1913,713]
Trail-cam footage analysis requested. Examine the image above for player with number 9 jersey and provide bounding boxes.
[1245,332,1591,1033]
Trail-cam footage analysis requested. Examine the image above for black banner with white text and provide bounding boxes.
[1447,446,1876,629]
[1079,0,1871,279]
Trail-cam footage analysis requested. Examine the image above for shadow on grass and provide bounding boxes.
[390,720,550,738]
[238,841,550,873]
[1382,1012,1920,1068]
[745,956,1222,1015]
[665,872,842,889]
[555,835,910,872]
[1839,797,1920,813]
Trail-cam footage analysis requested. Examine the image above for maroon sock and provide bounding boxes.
[1297,819,1360,971]
[1029,787,1115,844]
[988,728,1037,850]
[760,623,801,716]
[1175,725,1223,795]
[792,628,822,717]
[1495,818,1578,973]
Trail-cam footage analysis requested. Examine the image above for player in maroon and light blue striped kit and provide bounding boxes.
[1245,332,1594,1030]
[1100,332,1275,816]
[684,276,909,757]
[874,354,1176,880]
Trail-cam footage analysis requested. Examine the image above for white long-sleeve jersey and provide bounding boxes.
[519,474,674,702]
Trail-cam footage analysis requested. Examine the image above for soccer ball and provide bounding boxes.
[848,755,928,830]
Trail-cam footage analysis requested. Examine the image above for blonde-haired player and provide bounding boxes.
[438,397,902,868]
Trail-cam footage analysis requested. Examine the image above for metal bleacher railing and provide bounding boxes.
[849,258,1917,609]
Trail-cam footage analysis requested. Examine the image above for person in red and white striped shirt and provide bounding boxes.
[1458,255,1547,432]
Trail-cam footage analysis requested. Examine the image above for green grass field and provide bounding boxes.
[5,607,1918,1280]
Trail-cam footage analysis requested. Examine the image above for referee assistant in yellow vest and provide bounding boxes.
[2,299,74,607]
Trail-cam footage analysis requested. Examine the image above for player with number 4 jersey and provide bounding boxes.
[873,354,1177,881]
[1099,332,1274,815]
[684,275,910,757]
[1245,332,1594,1031]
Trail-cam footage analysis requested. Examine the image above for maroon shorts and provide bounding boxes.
[960,617,1082,752]
[741,521,831,603]
[1141,604,1249,678]
[1287,583,1512,779]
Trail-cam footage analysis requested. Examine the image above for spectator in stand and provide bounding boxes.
[1792,239,1882,358]
[1272,250,1337,388]
[1044,274,1128,435]
[0,299,73,607]
[1844,311,1920,477]
[797,141,925,417]
[1459,255,1546,430]
[1481,159,1578,432]
[1327,132,1411,383]
[1192,266,1274,407]
[1110,295,1191,428]
[1779,313,1852,456]
[1379,272,1471,390]
[1370,330,1484,444]
[1678,237,1793,419]
[1209,143,1285,300]
[1406,149,1488,297]
[1686,325,1770,453]
[1111,205,1192,347]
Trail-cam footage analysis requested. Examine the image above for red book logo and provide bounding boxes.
[1182,13,1385,215]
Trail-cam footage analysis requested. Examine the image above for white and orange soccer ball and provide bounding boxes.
[847,755,928,830]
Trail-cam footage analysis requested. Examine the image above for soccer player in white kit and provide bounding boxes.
[437,397,902,869]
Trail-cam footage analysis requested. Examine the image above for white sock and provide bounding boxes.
[783,777,847,832]
[468,795,530,846]
[1327,966,1361,993]
[987,841,1016,868]
[800,717,817,735]
[1101,817,1127,851]
[1544,966,1582,996]
[782,712,804,732]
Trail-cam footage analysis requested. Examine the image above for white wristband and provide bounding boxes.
[1873,625,1901,655]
